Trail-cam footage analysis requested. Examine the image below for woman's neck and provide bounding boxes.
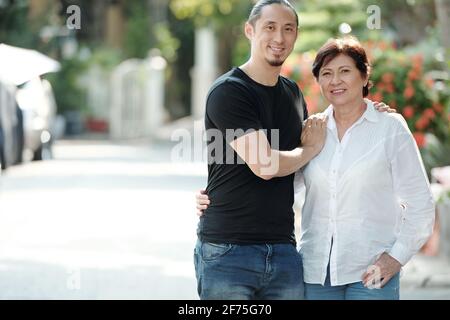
[333,99,367,129]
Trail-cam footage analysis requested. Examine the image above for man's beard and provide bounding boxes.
[266,58,285,67]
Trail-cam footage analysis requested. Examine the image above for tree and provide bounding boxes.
[169,0,252,72]
[294,0,370,52]
[435,0,450,66]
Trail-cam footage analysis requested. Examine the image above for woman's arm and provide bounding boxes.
[387,118,435,266]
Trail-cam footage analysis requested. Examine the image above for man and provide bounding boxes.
[194,0,388,300]
[194,0,326,300]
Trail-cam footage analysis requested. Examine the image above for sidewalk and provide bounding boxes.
[401,254,450,289]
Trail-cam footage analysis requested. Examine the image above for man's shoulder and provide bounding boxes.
[279,75,301,95]
[211,68,251,88]
[208,69,254,99]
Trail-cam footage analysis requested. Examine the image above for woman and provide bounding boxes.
[196,37,435,300]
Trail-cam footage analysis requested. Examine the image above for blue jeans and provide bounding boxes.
[304,264,400,300]
[194,240,304,300]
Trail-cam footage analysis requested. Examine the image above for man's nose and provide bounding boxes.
[273,29,284,43]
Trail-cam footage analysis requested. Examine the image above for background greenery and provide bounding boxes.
[0,0,448,173]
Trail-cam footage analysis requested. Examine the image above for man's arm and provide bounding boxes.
[230,114,327,180]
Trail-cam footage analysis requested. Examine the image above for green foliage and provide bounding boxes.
[87,47,123,70]
[0,0,43,48]
[46,56,88,115]
[123,1,151,59]
[153,22,181,63]
[367,41,450,146]
[295,0,368,52]
[170,0,251,29]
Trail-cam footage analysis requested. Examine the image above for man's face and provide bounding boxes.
[246,4,298,67]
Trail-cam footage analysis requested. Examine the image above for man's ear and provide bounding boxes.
[244,22,254,40]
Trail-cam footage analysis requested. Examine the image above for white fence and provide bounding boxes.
[82,53,167,140]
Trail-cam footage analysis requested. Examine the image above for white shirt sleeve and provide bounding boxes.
[386,116,435,265]
[293,169,305,195]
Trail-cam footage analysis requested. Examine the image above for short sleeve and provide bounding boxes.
[206,82,263,142]
[289,81,308,122]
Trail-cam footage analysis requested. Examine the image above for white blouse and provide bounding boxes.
[296,100,435,286]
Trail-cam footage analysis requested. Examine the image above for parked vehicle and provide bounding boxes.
[0,43,60,170]
[16,77,57,160]
[0,80,23,171]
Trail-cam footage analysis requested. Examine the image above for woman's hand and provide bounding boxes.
[362,252,402,288]
[196,189,210,216]
[373,101,396,113]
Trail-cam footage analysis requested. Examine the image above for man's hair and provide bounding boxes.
[247,0,299,27]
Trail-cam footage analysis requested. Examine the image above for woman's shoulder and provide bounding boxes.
[378,111,411,135]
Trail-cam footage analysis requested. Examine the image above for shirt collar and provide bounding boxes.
[323,99,379,131]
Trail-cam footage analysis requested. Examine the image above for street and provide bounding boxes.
[0,139,203,299]
[0,139,449,300]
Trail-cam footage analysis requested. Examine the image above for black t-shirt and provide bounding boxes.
[198,67,308,245]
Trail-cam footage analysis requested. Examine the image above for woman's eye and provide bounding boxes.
[341,69,350,73]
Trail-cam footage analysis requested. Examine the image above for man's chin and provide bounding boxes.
[266,59,285,67]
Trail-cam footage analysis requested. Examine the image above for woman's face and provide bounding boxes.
[318,54,368,107]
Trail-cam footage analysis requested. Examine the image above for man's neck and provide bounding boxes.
[240,59,281,86]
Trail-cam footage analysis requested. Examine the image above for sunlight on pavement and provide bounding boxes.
[0,141,206,298]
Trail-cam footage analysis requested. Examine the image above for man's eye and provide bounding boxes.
[266,26,274,30]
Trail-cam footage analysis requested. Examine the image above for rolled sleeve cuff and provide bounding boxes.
[388,242,412,266]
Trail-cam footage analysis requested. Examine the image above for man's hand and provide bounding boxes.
[301,113,328,155]
[362,252,402,288]
[196,189,210,216]
[373,101,396,113]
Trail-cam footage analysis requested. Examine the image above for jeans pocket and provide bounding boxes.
[201,242,234,262]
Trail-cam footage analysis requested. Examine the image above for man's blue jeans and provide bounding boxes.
[304,264,400,300]
[194,240,304,300]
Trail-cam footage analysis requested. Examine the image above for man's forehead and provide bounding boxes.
[258,4,297,24]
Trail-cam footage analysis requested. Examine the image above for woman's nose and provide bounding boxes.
[330,73,341,85]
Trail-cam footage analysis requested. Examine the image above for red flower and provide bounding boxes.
[388,100,397,109]
[372,92,383,102]
[432,103,443,113]
[281,64,293,77]
[423,108,435,120]
[403,106,414,119]
[413,132,426,148]
[305,96,318,114]
[415,116,430,130]
[386,84,395,94]
[408,70,419,81]
[403,86,415,99]
[382,73,395,84]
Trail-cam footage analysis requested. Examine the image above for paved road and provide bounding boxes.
[0,139,203,299]
[0,139,448,299]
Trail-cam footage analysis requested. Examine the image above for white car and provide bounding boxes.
[0,80,22,171]
[16,77,57,160]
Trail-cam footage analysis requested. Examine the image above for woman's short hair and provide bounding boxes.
[312,36,373,97]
